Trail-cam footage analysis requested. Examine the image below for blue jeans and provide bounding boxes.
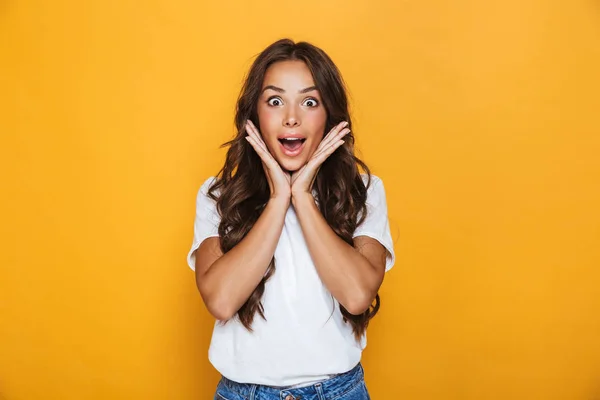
[214,363,370,400]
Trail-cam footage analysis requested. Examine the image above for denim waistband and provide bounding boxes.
[219,362,365,400]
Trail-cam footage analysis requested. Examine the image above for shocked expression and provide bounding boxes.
[256,60,327,172]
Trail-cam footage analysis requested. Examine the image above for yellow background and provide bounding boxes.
[1,0,599,399]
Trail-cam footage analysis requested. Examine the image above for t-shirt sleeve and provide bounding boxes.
[353,175,396,272]
[186,176,221,271]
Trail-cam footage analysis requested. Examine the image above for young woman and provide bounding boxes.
[187,38,395,400]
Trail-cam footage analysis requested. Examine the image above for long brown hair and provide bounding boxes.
[208,38,380,341]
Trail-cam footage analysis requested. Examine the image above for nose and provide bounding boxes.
[283,107,301,128]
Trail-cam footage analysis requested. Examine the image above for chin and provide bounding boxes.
[278,158,306,173]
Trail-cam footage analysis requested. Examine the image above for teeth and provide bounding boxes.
[282,138,302,141]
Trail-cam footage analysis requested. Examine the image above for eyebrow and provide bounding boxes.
[262,85,318,94]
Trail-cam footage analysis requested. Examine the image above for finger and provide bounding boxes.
[318,124,350,154]
[313,128,349,160]
[245,136,276,167]
[320,121,349,148]
[245,120,262,142]
[326,121,348,139]
[311,139,345,165]
[246,136,271,165]
[245,135,271,162]
[245,120,267,152]
[245,121,263,148]
[245,124,278,169]
[246,120,269,153]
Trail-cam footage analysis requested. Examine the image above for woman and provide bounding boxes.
[187,38,395,400]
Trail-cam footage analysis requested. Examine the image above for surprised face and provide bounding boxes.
[256,60,327,173]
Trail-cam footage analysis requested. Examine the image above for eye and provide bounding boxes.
[302,98,319,107]
[267,97,283,106]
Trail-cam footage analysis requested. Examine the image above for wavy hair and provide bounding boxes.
[207,38,380,341]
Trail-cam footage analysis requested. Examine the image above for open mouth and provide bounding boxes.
[278,138,306,153]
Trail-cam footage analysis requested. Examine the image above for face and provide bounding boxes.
[257,60,327,172]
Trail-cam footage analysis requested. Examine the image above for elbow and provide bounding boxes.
[208,303,236,321]
[343,292,376,316]
[196,280,237,321]
[205,296,237,321]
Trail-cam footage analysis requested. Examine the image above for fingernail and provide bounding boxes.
[342,121,349,127]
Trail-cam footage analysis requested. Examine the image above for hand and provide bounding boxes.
[244,120,292,201]
[291,121,350,198]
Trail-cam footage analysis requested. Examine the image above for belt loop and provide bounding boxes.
[314,382,326,400]
[249,384,257,400]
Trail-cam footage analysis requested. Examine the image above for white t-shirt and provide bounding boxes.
[187,174,395,387]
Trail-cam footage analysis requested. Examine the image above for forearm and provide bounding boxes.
[200,196,289,320]
[292,193,382,315]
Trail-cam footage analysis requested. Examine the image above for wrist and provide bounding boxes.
[269,194,291,207]
[291,191,314,207]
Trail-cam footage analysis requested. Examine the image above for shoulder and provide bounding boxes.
[199,176,218,193]
[196,176,220,203]
[359,174,388,207]
[359,173,384,190]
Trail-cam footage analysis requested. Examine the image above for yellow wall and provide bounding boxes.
[1,0,599,399]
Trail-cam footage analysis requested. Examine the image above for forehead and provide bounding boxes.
[262,60,315,89]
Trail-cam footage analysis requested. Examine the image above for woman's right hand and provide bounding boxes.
[244,120,291,201]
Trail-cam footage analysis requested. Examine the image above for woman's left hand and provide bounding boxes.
[291,121,350,198]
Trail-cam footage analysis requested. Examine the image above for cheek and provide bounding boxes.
[257,107,280,138]
[305,109,328,139]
